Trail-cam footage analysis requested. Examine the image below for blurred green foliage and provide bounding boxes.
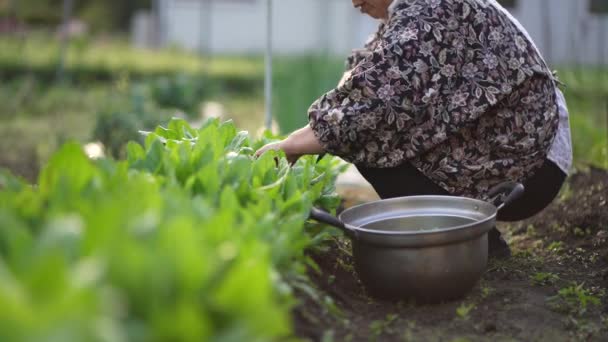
[147,74,210,115]
[1,0,151,31]
[92,111,145,159]
[0,34,605,176]
[91,74,208,159]
[0,34,261,89]
[0,118,344,341]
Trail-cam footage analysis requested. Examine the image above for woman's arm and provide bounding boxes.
[255,125,324,164]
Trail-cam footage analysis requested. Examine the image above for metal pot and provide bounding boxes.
[310,182,525,302]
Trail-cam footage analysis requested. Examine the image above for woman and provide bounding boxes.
[256,0,572,257]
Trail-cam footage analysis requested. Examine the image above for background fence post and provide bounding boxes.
[56,0,74,83]
[264,0,273,131]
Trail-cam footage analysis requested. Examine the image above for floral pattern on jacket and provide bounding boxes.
[308,0,559,199]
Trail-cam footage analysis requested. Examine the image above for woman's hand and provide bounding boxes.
[254,140,301,164]
[255,125,325,165]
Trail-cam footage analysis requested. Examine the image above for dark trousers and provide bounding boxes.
[356,159,567,222]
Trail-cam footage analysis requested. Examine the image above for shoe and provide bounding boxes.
[488,227,511,259]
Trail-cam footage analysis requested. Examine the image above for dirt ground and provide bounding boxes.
[294,168,608,342]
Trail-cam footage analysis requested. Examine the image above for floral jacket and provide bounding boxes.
[308,0,560,199]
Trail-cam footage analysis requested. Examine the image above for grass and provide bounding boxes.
[0,74,267,179]
[557,67,608,96]
[530,272,560,286]
[0,33,263,81]
[547,241,565,254]
[0,78,118,179]
[369,314,399,338]
[455,303,476,320]
[547,283,602,316]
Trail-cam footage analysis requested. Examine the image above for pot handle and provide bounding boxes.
[488,182,525,211]
[309,207,356,238]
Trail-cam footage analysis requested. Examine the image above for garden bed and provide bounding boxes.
[295,168,608,341]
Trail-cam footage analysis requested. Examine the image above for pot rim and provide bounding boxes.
[337,195,497,237]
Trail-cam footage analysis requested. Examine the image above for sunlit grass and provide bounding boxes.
[557,67,608,96]
[0,33,264,79]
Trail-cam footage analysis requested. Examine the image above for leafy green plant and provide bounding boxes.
[455,303,476,320]
[401,320,417,341]
[92,110,143,158]
[369,314,399,338]
[147,74,208,116]
[547,241,565,254]
[548,283,601,316]
[481,285,494,298]
[321,330,336,342]
[531,272,560,286]
[526,224,537,237]
[573,227,592,238]
[451,338,472,342]
[0,118,344,341]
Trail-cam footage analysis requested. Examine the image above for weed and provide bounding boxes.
[547,241,565,254]
[531,272,560,286]
[481,285,494,298]
[369,313,399,338]
[551,222,567,234]
[594,230,608,247]
[558,182,573,202]
[323,296,344,319]
[487,259,509,273]
[321,330,335,342]
[526,224,537,237]
[573,227,592,237]
[588,252,600,263]
[451,338,472,342]
[548,283,601,316]
[564,316,602,339]
[401,320,417,342]
[456,303,476,320]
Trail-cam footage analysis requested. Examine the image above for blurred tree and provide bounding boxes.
[0,0,15,16]
[8,0,151,31]
[11,0,62,26]
[77,0,152,32]
[56,0,73,82]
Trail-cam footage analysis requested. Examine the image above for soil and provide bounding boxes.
[294,168,608,342]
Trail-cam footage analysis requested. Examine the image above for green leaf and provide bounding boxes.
[126,141,146,165]
[227,131,250,152]
[141,139,165,173]
[38,143,97,198]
